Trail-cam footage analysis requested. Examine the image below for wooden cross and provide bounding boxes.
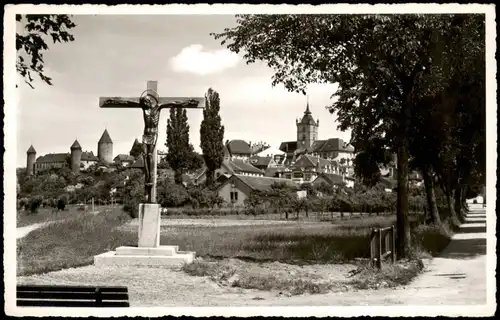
[99,80,204,203]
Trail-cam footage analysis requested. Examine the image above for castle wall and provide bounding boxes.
[26,154,36,175]
[71,149,82,173]
[98,143,113,164]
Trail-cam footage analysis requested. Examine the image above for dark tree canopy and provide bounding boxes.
[200,88,225,187]
[16,14,76,88]
[212,14,486,258]
[166,108,202,184]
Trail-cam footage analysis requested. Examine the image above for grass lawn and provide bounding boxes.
[17,206,453,291]
[16,205,119,228]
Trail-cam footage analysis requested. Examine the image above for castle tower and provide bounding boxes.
[296,97,319,150]
[70,140,82,173]
[26,145,36,175]
[98,129,113,164]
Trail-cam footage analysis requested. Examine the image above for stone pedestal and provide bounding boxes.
[94,204,195,268]
[138,203,161,247]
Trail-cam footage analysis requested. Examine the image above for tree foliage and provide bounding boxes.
[129,139,144,159]
[211,14,485,258]
[200,88,225,187]
[166,108,202,184]
[16,14,76,88]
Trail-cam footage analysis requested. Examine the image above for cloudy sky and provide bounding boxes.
[16,14,350,167]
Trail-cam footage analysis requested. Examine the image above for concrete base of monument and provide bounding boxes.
[94,245,196,268]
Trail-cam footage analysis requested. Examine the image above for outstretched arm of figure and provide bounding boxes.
[159,99,200,110]
[99,98,142,109]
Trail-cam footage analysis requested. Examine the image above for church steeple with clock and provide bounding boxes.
[296,96,319,150]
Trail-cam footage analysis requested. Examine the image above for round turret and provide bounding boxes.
[98,129,113,164]
[70,140,82,173]
[26,145,36,175]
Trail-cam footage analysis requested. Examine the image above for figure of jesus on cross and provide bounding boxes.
[99,81,204,203]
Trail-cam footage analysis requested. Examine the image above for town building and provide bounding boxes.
[193,158,265,186]
[114,154,136,167]
[34,153,68,172]
[216,174,297,207]
[311,172,355,189]
[26,129,113,175]
[225,139,253,161]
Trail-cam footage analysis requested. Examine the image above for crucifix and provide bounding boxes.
[99,80,204,204]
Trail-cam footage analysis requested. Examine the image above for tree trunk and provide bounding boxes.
[454,185,465,222]
[445,189,459,222]
[396,136,411,259]
[422,167,441,225]
[205,168,214,187]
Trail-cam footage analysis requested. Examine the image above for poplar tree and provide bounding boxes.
[166,108,199,184]
[200,88,225,187]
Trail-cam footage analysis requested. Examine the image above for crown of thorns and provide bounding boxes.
[140,89,159,103]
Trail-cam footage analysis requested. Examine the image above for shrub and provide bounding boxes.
[57,195,68,211]
[412,222,453,257]
[18,197,29,210]
[28,196,43,214]
[123,196,141,218]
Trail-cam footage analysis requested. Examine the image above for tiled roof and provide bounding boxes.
[314,173,345,186]
[291,154,335,169]
[264,167,282,178]
[279,141,298,153]
[36,153,69,163]
[70,140,81,150]
[129,157,144,168]
[299,102,317,125]
[98,129,113,144]
[228,159,264,174]
[27,145,36,154]
[249,156,272,167]
[233,174,298,191]
[312,138,354,153]
[227,139,252,155]
[81,151,99,161]
[300,113,317,125]
[114,154,135,162]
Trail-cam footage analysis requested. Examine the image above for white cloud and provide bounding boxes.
[170,44,240,75]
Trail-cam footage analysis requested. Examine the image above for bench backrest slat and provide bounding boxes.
[18,291,129,301]
[17,285,130,308]
[17,300,130,308]
[17,285,128,293]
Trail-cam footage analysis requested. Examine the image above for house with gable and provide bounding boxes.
[225,139,253,161]
[280,154,346,184]
[114,154,136,167]
[216,174,298,207]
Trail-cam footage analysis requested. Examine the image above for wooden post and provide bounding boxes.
[377,228,382,269]
[151,145,158,203]
[391,225,396,263]
[370,229,376,267]
[92,197,95,214]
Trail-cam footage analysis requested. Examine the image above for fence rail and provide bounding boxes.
[370,225,396,269]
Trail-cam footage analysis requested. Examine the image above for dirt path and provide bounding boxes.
[16,222,50,239]
[16,207,489,310]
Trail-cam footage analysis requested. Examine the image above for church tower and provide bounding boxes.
[296,97,319,150]
[70,140,82,173]
[98,129,113,164]
[26,145,36,175]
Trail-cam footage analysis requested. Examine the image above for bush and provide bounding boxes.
[28,196,43,214]
[123,197,141,218]
[412,222,453,257]
[57,195,68,211]
[18,197,29,210]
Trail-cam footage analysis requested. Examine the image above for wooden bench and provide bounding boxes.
[16,285,130,307]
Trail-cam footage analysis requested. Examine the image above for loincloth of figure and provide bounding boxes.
[142,127,158,146]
